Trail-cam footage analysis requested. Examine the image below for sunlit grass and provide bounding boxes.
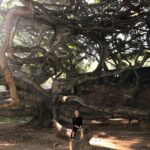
[0,116,31,125]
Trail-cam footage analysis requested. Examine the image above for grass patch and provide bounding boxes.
[0,116,31,125]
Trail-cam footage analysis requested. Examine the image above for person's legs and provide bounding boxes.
[71,127,78,138]
[71,131,75,138]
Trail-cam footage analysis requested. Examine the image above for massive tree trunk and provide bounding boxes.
[15,78,54,128]
[28,98,53,128]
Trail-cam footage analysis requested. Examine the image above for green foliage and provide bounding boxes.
[0,0,149,83]
[95,0,100,4]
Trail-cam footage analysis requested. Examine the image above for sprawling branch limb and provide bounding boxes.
[59,95,150,118]
[0,0,35,109]
[0,0,3,6]
[3,1,34,51]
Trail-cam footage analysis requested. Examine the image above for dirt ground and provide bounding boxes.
[0,84,150,150]
[0,120,149,150]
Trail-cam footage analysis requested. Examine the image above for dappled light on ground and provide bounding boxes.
[108,118,139,125]
[0,118,149,150]
[89,134,140,150]
[0,142,16,149]
[0,142,53,150]
[91,120,102,124]
[109,118,129,124]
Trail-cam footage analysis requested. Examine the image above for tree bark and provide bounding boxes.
[0,48,20,109]
[26,95,53,128]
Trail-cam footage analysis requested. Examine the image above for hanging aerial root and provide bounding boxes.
[0,63,20,107]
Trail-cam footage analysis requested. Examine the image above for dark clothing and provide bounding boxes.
[71,116,83,138]
[72,126,78,133]
[72,116,82,128]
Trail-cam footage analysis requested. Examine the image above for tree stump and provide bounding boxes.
[69,128,92,150]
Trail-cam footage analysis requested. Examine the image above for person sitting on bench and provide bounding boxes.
[71,110,83,139]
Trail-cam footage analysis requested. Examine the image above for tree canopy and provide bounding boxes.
[1,0,150,80]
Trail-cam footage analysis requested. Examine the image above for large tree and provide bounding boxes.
[0,0,150,128]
